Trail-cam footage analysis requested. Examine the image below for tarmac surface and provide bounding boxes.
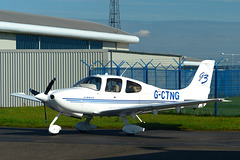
[0,127,240,160]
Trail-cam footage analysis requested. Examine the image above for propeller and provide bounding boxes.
[44,78,56,95]
[29,88,40,96]
[29,78,56,124]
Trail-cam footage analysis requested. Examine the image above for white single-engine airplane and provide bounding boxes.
[11,60,223,135]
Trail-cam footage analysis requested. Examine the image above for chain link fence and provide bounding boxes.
[85,58,240,117]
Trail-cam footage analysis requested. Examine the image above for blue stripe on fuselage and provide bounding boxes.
[62,98,177,104]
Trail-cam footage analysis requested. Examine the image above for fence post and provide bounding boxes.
[141,59,153,84]
[214,58,223,116]
[116,61,125,76]
[215,65,218,116]
[110,50,113,75]
[154,63,161,87]
[173,58,186,89]
[146,65,148,84]
[89,68,92,76]
[116,64,120,76]
[165,67,168,88]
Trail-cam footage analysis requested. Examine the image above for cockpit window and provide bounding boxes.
[105,78,122,92]
[73,77,101,91]
[126,80,142,93]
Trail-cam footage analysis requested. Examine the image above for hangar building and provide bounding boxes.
[0,10,181,107]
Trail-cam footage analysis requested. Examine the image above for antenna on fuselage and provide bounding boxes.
[120,66,129,77]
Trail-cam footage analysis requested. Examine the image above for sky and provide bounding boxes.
[2,0,240,22]
[2,0,240,63]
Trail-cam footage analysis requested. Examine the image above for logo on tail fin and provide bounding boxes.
[199,72,209,84]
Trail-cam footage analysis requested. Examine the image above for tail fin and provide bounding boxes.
[182,60,215,100]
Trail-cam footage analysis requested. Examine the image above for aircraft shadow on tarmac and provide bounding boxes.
[138,122,183,131]
[93,149,240,160]
[0,122,183,136]
[0,127,176,140]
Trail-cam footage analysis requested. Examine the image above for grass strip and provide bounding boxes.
[0,106,240,131]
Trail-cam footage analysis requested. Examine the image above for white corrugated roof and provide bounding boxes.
[0,10,139,43]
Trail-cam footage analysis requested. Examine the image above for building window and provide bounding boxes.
[40,37,89,49]
[16,35,39,49]
[16,34,103,50]
[90,41,103,49]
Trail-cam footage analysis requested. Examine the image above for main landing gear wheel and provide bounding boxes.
[75,117,97,132]
[121,116,145,135]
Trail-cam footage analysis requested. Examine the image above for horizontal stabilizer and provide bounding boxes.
[11,93,41,102]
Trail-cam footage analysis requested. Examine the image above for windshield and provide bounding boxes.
[73,77,101,91]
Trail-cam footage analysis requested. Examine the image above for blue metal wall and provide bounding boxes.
[16,35,39,49]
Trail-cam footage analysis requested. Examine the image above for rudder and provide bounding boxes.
[182,60,215,100]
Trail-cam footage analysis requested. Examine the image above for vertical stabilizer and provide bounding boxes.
[182,60,215,100]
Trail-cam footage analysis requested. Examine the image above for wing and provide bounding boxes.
[11,93,41,102]
[97,99,223,116]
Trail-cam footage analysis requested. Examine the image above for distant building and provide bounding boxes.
[182,57,202,66]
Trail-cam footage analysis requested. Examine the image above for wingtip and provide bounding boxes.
[218,98,232,102]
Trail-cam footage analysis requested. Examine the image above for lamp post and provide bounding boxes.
[220,52,240,67]
[220,52,240,101]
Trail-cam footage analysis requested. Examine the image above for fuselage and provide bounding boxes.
[44,74,184,118]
